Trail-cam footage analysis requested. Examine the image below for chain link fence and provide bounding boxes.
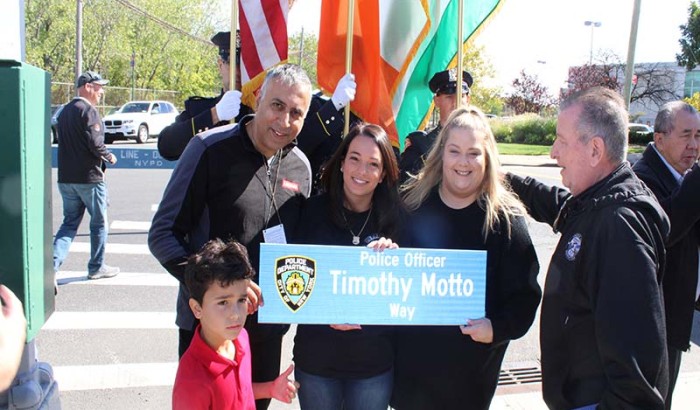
[51,82,180,116]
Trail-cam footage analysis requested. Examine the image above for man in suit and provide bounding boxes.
[633,100,700,409]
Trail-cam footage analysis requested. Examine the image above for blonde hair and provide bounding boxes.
[401,107,525,238]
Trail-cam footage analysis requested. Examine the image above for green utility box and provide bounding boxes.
[0,60,54,341]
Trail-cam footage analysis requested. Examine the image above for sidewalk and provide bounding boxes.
[492,371,700,409]
[499,154,557,167]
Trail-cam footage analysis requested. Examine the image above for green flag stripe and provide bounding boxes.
[395,0,501,149]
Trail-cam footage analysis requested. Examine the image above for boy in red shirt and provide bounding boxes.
[173,239,299,409]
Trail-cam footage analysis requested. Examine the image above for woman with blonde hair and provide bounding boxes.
[391,107,541,410]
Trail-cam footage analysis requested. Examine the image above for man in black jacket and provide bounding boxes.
[54,71,119,280]
[633,101,700,409]
[507,87,669,409]
[149,64,312,410]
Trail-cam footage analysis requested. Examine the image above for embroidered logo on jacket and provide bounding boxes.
[565,233,582,261]
[281,178,300,192]
[275,256,316,312]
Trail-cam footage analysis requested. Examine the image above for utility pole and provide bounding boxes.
[584,20,602,65]
[623,0,642,110]
[299,26,305,65]
[131,51,135,101]
[75,0,83,95]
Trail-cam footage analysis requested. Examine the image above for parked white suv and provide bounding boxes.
[103,100,179,144]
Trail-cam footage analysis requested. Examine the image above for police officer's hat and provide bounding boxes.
[428,68,474,95]
[211,31,241,62]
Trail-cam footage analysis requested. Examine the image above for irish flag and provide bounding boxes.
[317,0,502,149]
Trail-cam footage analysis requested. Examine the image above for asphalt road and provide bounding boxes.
[37,153,700,409]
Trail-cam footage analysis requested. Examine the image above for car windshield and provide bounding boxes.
[120,103,150,113]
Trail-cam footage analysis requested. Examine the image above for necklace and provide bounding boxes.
[342,206,372,245]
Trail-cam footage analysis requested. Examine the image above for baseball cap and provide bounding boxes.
[76,71,109,88]
[429,68,474,95]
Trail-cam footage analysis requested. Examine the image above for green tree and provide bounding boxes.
[463,45,504,114]
[677,1,700,71]
[506,70,554,115]
[25,0,223,106]
[288,31,319,87]
[684,91,700,111]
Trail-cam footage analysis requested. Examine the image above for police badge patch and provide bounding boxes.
[565,233,582,261]
[275,256,316,312]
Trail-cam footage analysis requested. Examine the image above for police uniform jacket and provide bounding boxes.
[148,115,312,340]
[399,125,441,184]
[157,91,253,161]
[633,145,700,351]
[508,164,669,410]
[157,92,347,177]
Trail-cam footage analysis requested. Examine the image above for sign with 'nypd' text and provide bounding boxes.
[258,244,486,325]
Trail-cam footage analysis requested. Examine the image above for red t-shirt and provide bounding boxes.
[172,326,255,409]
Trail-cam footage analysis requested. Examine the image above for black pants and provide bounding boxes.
[249,334,285,410]
[178,327,196,359]
[665,347,683,410]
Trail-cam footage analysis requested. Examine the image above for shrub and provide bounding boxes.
[491,114,555,145]
[628,131,653,145]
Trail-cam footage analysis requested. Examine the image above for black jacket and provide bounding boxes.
[158,92,348,179]
[56,97,112,183]
[633,145,700,351]
[509,163,669,410]
[399,125,440,185]
[157,91,253,161]
[148,115,311,340]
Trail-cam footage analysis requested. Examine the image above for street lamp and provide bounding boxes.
[584,20,602,64]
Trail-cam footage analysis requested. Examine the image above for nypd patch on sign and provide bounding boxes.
[275,255,316,312]
[565,233,582,261]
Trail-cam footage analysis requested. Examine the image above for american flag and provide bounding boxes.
[239,0,289,107]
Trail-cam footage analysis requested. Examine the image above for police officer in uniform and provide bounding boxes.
[158,31,358,190]
[158,31,251,161]
[399,68,473,184]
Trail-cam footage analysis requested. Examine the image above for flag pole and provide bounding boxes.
[344,0,355,136]
[456,0,464,108]
[230,0,239,100]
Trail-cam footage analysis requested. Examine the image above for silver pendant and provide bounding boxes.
[352,236,360,245]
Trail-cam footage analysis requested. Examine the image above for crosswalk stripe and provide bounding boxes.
[56,271,178,287]
[110,220,152,231]
[43,312,177,330]
[53,362,177,391]
[69,242,151,255]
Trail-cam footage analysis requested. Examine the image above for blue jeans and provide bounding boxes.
[295,368,392,410]
[53,182,109,273]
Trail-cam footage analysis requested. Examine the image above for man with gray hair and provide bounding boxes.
[633,100,700,409]
[149,64,313,410]
[507,87,669,409]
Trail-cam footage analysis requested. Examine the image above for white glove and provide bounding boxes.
[215,90,242,122]
[331,73,356,110]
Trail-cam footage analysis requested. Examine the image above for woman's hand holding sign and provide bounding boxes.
[330,237,399,332]
[460,318,493,343]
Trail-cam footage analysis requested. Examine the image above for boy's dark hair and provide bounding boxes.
[185,239,255,304]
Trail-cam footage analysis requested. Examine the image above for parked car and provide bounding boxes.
[102,100,179,144]
[50,104,65,144]
[628,123,653,134]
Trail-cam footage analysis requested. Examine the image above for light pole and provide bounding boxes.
[584,20,602,64]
